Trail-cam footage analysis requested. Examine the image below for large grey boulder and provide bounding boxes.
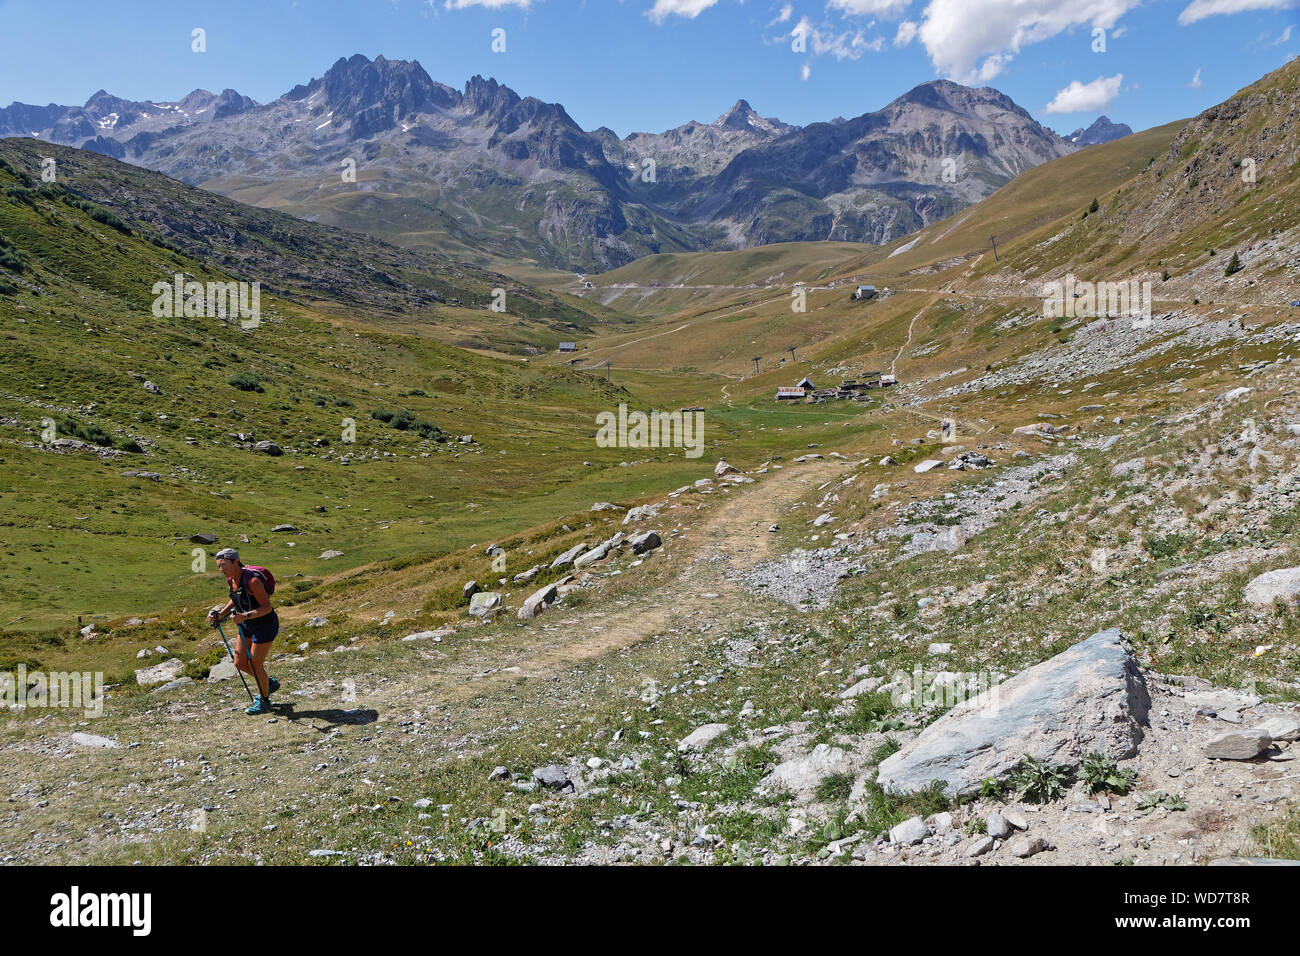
[550,542,589,569]
[760,744,851,796]
[987,811,1012,839]
[889,816,930,846]
[876,629,1150,797]
[628,530,662,555]
[208,659,237,682]
[468,592,502,618]
[532,765,572,791]
[512,565,542,585]
[517,583,559,620]
[574,533,623,569]
[1243,567,1300,606]
[622,504,660,525]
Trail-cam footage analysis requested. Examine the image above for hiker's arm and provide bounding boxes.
[208,599,234,624]
[233,576,273,624]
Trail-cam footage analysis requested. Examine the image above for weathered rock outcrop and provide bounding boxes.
[876,629,1150,797]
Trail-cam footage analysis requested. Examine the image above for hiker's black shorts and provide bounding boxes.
[241,612,279,645]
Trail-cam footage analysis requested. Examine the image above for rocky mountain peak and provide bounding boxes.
[715,99,756,129]
[894,80,1027,121]
[1068,115,1133,146]
[317,53,455,138]
[463,75,522,123]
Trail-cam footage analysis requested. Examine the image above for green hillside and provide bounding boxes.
[0,147,876,646]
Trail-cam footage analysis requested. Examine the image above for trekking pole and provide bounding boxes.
[214,620,257,704]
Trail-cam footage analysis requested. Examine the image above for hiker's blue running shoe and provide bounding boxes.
[246,696,271,715]
[268,677,280,696]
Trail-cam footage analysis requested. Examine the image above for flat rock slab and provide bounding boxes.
[678,723,729,753]
[1204,730,1271,760]
[840,676,883,699]
[1244,567,1300,606]
[876,628,1150,797]
[69,732,120,749]
[760,744,851,795]
[1008,836,1054,858]
[401,629,454,642]
[1253,715,1300,742]
[135,658,185,686]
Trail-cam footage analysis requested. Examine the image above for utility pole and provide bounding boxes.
[787,346,797,363]
[989,235,999,262]
[604,360,611,381]
[752,356,761,376]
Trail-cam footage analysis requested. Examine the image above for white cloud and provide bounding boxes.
[826,0,911,16]
[1178,0,1296,26]
[791,15,880,58]
[1275,24,1294,43]
[976,52,1012,81]
[1187,67,1204,87]
[770,3,795,25]
[894,19,918,46]
[1045,73,1123,114]
[917,0,1138,82]
[801,62,812,80]
[647,0,722,22]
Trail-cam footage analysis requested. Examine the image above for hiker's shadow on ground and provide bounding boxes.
[277,704,379,729]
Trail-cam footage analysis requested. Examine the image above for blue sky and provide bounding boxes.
[0,0,1296,137]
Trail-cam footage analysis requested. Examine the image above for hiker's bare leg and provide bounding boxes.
[233,636,269,696]
[249,641,271,697]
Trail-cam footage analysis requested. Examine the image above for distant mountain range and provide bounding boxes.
[1067,115,1133,146]
[2,55,1111,271]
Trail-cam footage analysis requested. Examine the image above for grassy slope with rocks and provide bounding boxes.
[0,139,631,356]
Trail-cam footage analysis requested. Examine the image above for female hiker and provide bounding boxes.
[206,548,280,715]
